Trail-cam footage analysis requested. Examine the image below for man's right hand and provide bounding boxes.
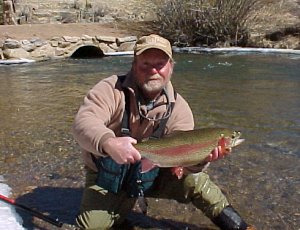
[102,137,141,164]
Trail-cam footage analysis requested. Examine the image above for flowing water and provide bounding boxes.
[0,53,299,229]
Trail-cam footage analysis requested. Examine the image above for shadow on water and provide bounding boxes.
[126,212,215,230]
[15,187,213,230]
[15,187,82,229]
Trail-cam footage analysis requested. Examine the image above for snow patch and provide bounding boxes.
[0,176,25,230]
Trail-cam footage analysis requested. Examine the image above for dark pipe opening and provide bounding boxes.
[70,46,104,58]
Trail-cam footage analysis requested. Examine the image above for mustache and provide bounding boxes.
[148,73,163,80]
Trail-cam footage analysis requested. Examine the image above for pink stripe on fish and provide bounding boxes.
[139,140,216,156]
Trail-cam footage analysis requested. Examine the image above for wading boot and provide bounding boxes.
[212,206,256,230]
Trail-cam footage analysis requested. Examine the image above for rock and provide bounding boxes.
[30,43,56,59]
[81,35,93,41]
[50,40,59,47]
[21,40,36,52]
[95,36,116,43]
[3,48,30,59]
[58,41,71,48]
[55,48,66,56]
[108,42,118,50]
[98,43,116,53]
[0,50,4,59]
[3,39,21,49]
[29,38,47,47]
[116,36,137,45]
[63,36,80,43]
[118,41,136,52]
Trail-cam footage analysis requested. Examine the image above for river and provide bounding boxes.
[0,53,299,229]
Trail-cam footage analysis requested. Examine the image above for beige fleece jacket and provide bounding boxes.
[72,72,194,171]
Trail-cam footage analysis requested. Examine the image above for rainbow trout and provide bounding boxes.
[136,128,244,175]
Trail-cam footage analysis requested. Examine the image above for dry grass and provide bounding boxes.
[248,0,299,33]
[4,0,298,47]
[79,0,300,47]
[114,0,300,48]
[154,0,261,47]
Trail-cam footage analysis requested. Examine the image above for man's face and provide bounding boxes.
[133,48,173,99]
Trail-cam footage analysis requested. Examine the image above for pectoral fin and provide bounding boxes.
[140,158,157,173]
[171,167,184,179]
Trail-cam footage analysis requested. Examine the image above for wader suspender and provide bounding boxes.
[91,76,176,210]
[120,78,176,213]
[121,87,177,139]
[119,73,177,138]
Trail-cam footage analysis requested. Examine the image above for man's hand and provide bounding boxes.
[102,137,141,164]
[182,146,232,176]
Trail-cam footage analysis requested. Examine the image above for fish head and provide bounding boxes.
[218,131,245,153]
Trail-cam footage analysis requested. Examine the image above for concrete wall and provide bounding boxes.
[0,34,137,60]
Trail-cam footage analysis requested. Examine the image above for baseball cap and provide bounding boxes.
[134,34,172,59]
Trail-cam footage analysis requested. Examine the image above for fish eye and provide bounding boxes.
[232,131,237,138]
[233,131,241,139]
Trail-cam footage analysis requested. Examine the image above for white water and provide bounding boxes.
[173,46,300,56]
[0,176,25,230]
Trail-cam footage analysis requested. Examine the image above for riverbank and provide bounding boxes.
[1,0,300,55]
[0,23,131,41]
[1,0,300,60]
[0,22,155,60]
[1,24,300,62]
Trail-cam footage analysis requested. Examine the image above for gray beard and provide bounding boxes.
[138,73,165,96]
[140,80,164,95]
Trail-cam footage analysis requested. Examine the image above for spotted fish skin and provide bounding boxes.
[137,128,244,170]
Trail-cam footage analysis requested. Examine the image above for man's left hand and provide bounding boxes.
[175,146,232,178]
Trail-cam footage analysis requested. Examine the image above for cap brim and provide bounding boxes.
[135,46,172,59]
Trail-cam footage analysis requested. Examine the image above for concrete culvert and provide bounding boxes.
[70,45,104,58]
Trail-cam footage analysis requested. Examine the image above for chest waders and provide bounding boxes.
[92,76,176,199]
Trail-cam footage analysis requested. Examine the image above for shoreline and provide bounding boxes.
[1,46,300,65]
[0,23,131,41]
[1,22,300,62]
[174,47,300,55]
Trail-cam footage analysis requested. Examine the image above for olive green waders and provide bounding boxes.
[76,168,229,229]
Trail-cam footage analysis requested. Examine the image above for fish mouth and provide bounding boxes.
[231,138,245,147]
[230,131,245,147]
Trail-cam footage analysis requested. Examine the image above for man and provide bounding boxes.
[72,34,254,229]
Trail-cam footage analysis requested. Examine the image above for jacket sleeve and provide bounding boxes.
[72,77,123,157]
[166,93,194,134]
